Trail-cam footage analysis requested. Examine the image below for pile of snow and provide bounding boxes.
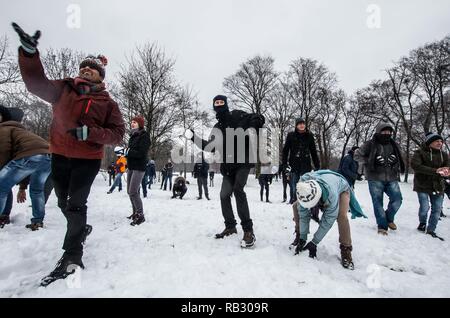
[0,174,449,297]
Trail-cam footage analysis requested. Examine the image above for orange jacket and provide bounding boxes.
[116,156,127,173]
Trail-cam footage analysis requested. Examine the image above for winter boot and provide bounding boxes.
[215,227,237,239]
[388,222,397,231]
[0,215,11,228]
[40,255,84,287]
[130,213,145,226]
[197,196,202,200]
[206,195,210,201]
[289,231,301,250]
[440,210,447,218]
[340,244,354,270]
[81,224,93,245]
[417,223,426,232]
[127,212,136,220]
[25,222,43,231]
[241,230,256,248]
[303,241,317,258]
[377,229,388,236]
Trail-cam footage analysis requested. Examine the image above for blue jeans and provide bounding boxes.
[368,181,403,230]
[0,190,13,216]
[417,192,444,233]
[289,171,301,202]
[0,154,51,223]
[163,174,172,191]
[109,172,123,192]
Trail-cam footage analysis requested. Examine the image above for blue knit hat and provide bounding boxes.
[425,132,443,146]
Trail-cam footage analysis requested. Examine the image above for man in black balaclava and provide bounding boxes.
[189,95,265,248]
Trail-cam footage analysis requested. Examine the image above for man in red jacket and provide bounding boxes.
[13,23,125,286]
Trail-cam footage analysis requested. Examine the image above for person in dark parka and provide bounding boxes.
[338,146,361,188]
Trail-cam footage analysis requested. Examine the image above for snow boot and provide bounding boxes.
[417,223,426,232]
[0,215,11,228]
[126,212,136,220]
[40,255,84,287]
[340,244,354,270]
[377,229,388,236]
[440,210,447,218]
[206,195,210,201]
[197,196,202,200]
[25,222,43,231]
[215,227,237,239]
[241,230,256,248]
[388,222,397,231]
[289,231,301,250]
[130,213,145,226]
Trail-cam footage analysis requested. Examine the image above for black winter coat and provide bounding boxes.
[194,161,209,179]
[194,110,265,176]
[282,130,320,174]
[338,152,359,186]
[126,128,151,171]
[411,144,449,194]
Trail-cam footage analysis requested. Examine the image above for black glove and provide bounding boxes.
[248,114,264,128]
[375,155,385,166]
[294,239,307,255]
[357,174,364,181]
[11,22,41,55]
[303,241,317,258]
[67,125,89,141]
[387,154,398,166]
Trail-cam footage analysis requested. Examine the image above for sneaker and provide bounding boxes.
[388,222,397,231]
[40,256,84,287]
[130,213,145,226]
[215,227,237,239]
[241,231,256,248]
[417,223,426,232]
[0,215,11,228]
[340,244,354,270]
[377,229,388,236]
[25,222,43,231]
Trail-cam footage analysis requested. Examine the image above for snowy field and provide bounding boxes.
[1,173,449,298]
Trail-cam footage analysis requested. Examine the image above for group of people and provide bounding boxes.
[1,23,448,287]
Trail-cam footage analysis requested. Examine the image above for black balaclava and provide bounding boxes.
[213,95,230,121]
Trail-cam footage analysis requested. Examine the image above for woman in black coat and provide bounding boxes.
[125,116,151,226]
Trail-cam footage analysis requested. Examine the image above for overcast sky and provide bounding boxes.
[1,0,449,110]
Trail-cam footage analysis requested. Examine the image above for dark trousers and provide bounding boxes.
[197,177,209,198]
[282,177,289,201]
[260,181,269,201]
[220,167,252,232]
[210,178,214,187]
[52,154,101,261]
[108,173,115,187]
[163,174,173,191]
[44,173,54,204]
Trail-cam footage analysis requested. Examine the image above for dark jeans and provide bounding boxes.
[368,180,403,230]
[141,173,148,197]
[1,191,13,216]
[163,174,173,191]
[282,177,289,201]
[197,177,208,198]
[289,171,301,202]
[44,173,54,204]
[108,173,115,187]
[259,180,269,201]
[220,167,253,232]
[109,172,123,192]
[52,154,101,261]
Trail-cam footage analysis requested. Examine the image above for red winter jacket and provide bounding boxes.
[18,49,125,159]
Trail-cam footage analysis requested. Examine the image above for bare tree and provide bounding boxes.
[118,43,184,161]
[223,55,278,115]
[41,47,85,80]
[0,36,20,94]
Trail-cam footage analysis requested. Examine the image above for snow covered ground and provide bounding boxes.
[1,173,449,298]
